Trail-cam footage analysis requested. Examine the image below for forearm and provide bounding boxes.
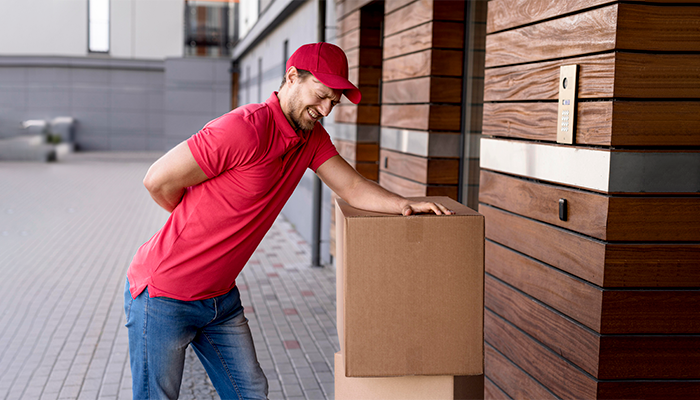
[343,175,409,214]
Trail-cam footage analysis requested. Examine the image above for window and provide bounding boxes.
[282,40,289,78]
[88,0,110,53]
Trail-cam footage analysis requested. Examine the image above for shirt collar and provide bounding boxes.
[267,91,311,141]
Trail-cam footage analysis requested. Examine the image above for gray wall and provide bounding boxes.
[232,0,338,265]
[0,56,231,152]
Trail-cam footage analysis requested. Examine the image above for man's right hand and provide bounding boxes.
[143,141,209,212]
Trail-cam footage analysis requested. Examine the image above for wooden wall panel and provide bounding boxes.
[335,139,378,163]
[333,104,380,125]
[382,76,462,104]
[481,204,700,288]
[482,101,700,146]
[380,149,459,185]
[484,344,558,400]
[486,4,700,68]
[597,381,700,399]
[378,172,458,200]
[486,240,604,332]
[485,309,598,400]
[338,9,360,38]
[479,170,700,241]
[487,275,700,379]
[483,376,510,400]
[484,53,700,101]
[383,21,465,59]
[381,104,461,131]
[483,0,700,397]
[487,0,614,33]
[487,240,700,335]
[382,49,464,81]
[486,276,601,376]
[383,0,464,37]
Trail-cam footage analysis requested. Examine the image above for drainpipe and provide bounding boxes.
[311,0,327,268]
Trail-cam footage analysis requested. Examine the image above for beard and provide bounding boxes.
[286,91,318,131]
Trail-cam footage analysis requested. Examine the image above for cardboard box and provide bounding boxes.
[336,196,484,377]
[335,352,484,400]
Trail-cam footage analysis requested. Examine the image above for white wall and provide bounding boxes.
[0,0,183,59]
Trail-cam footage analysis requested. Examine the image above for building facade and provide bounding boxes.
[237,0,700,398]
[0,0,233,151]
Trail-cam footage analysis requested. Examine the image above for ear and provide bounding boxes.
[285,66,299,85]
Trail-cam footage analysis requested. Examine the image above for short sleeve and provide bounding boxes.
[309,126,339,172]
[187,112,260,178]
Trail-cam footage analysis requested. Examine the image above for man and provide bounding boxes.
[124,42,453,399]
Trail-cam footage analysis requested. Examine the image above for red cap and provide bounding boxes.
[286,42,362,104]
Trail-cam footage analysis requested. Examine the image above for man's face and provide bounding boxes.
[285,72,342,131]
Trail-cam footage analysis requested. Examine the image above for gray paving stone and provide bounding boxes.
[0,153,339,400]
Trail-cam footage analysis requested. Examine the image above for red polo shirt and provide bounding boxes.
[127,92,338,300]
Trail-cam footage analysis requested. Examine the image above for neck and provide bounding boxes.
[276,90,299,131]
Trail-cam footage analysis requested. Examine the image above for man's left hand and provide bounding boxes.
[401,201,455,216]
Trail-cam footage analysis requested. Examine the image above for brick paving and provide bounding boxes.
[0,153,339,400]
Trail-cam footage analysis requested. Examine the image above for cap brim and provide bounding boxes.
[312,71,362,104]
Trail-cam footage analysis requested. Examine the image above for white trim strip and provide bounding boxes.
[480,138,700,193]
[380,128,461,158]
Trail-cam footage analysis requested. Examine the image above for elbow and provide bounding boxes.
[143,171,158,194]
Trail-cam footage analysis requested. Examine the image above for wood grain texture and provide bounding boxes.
[334,139,379,162]
[485,4,618,68]
[599,336,700,379]
[600,290,700,334]
[384,0,464,37]
[487,306,700,398]
[482,101,700,146]
[597,381,700,399]
[345,47,383,69]
[485,343,558,400]
[484,53,615,101]
[383,21,465,59]
[487,238,700,334]
[382,76,462,104]
[486,240,604,331]
[486,0,615,33]
[381,104,462,131]
[478,170,608,239]
[483,376,511,400]
[481,203,700,288]
[333,104,380,124]
[485,309,598,400]
[384,0,413,15]
[488,275,700,379]
[379,149,459,185]
[383,49,463,81]
[479,170,700,241]
[378,171,458,200]
[486,4,700,67]
[481,203,606,286]
[484,53,700,101]
[603,244,700,288]
[617,4,700,51]
[335,0,375,21]
[348,67,382,86]
[605,196,700,242]
[338,9,360,38]
[486,276,601,376]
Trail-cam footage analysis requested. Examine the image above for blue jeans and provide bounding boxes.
[124,279,268,399]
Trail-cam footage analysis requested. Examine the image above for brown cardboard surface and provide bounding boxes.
[335,352,484,400]
[336,196,484,377]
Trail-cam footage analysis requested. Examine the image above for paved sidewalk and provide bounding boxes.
[0,153,338,400]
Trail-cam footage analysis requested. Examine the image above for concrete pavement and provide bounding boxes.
[0,153,338,400]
